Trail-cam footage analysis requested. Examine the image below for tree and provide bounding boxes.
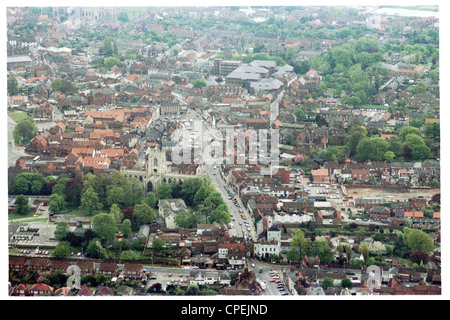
[341,278,353,289]
[104,57,121,69]
[323,277,334,290]
[152,238,165,250]
[121,219,132,238]
[51,77,63,92]
[411,144,432,161]
[286,248,301,263]
[7,76,19,96]
[204,191,225,210]
[54,222,70,240]
[110,203,123,225]
[193,79,207,88]
[80,187,102,215]
[13,117,37,145]
[402,227,434,253]
[64,178,83,207]
[399,126,421,141]
[371,241,387,256]
[209,205,231,225]
[49,193,66,213]
[132,203,156,228]
[193,186,209,207]
[86,239,109,259]
[356,137,389,162]
[409,250,430,265]
[345,244,353,263]
[15,194,29,215]
[157,183,173,199]
[360,242,369,262]
[118,12,129,22]
[53,241,72,259]
[346,126,367,157]
[143,192,158,209]
[383,150,395,162]
[92,213,117,244]
[106,185,126,208]
[294,107,306,121]
[290,230,311,262]
[424,122,440,139]
[311,237,334,264]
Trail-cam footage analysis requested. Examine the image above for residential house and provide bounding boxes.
[29,277,54,296]
[98,263,119,279]
[123,263,144,280]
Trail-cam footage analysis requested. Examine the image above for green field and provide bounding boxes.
[9,111,30,122]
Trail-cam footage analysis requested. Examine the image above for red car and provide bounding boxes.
[168,274,173,277]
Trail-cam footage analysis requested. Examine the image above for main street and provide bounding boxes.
[8,114,27,167]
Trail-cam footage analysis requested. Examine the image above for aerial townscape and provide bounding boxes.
[7,5,441,298]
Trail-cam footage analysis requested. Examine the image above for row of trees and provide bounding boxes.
[285,225,435,267]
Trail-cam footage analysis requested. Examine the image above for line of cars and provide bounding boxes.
[269,270,288,295]
[20,249,49,255]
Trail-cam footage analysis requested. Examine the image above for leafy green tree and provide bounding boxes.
[13,175,30,195]
[360,242,369,262]
[80,186,102,215]
[106,185,126,208]
[13,117,37,145]
[346,126,367,157]
[209,204,231,225]
[152,238,165,250]
[118,12,129,22]
[286,248,301,263]
[64,178,83,207]
[311,238,334,264]
[104,57,121,69]
[323,277,334,290]
[412,144,432,161]
[53,241,72,258]
[399,126,421,141]
[388,135,403,157]
[174,211,199,228]
[110,203,123,225]
[193,79,207,88]
[193,186,209,207]
[345,244,353,262]
[402,227,434,253]
[54,222,70,240]
[294,107,306,121]
[132,203,156,228]
[204,191,225,210]
[383,151,395,162]
[290,230,311,262]
[143,192,158,209]
[356,137,389,162]
[157,183,173,199]
[51,77,63,92]
[15,194,29,215]
[86,239,109,259]
[49,193,66,213]
[92,214,117,244]
[7,76,19,96]
[121,219,132,238]
[341,278,352,289]
[424,122,440,139]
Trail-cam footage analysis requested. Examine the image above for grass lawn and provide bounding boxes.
[8,212,35,220]
[66,206,108,219]
[360,104,388,110]
[9,110,30,122]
